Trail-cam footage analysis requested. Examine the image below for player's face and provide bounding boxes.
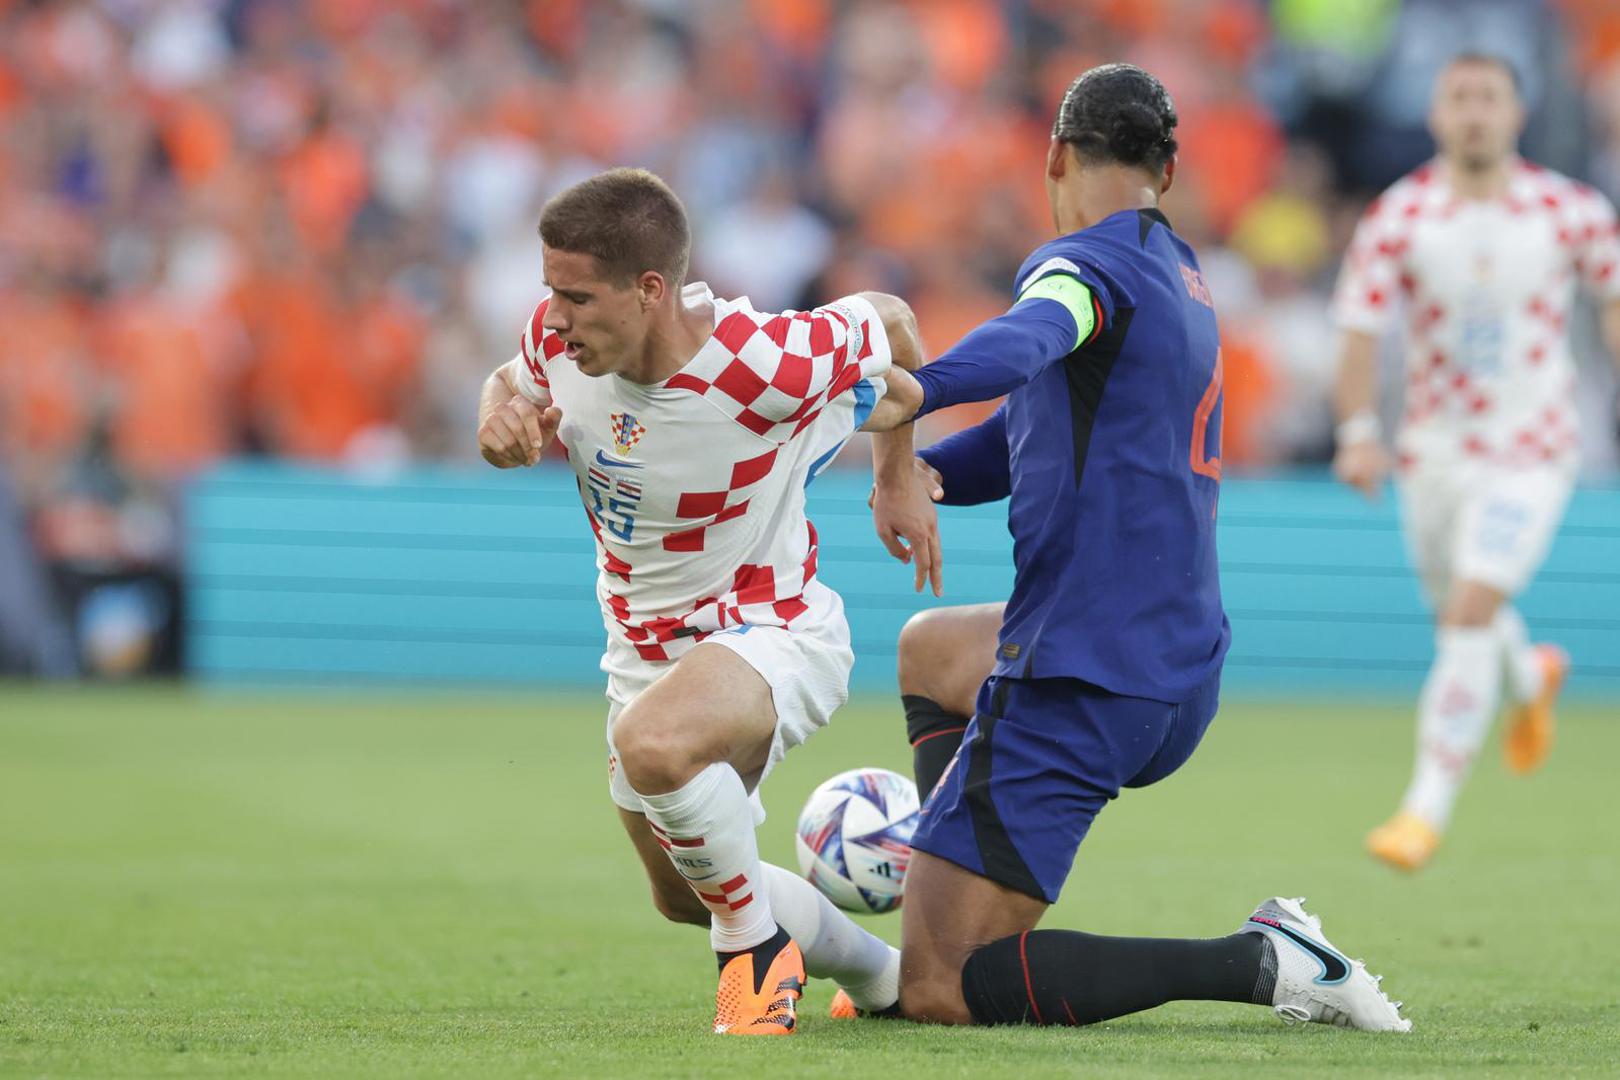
[540,246,651,377]
[1429,62,1523,172]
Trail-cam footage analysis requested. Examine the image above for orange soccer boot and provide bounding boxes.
[1504,644,1569,776]
[713,931,805,1035]
[1366,811,1442,872]
[829,987,904,1020]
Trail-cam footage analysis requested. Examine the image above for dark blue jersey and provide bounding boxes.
[913,207,1229,702]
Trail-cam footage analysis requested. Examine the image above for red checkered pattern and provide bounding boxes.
[1333,159,1617,470]
[696,872,754,912]
[662,298,883,443]
[584,505,633,582]
[662,446,778,552]
[646,820,705,851]
[517,298,562,395]
[509,285,883,670]
[603,522,822,662]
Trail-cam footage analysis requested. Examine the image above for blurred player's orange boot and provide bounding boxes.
[1504,644,1568,775]
[1366,811,1441,872]
[713,932,804,1035]
[828,987,902,1020]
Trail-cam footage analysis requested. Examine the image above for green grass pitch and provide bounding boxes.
[2,686,1617,1078]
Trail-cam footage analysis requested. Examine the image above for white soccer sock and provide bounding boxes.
[760,863,899,1011]
[1494,606,1543,703]
[1402,627,1502,830]
[636,764,776,954]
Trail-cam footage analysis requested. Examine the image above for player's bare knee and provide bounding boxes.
[612,704,707,795]
[1440,582,1504,629]
[897,609,954,698]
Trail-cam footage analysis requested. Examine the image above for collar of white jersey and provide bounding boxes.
[1430,154,1539,209]
[645,281,747,389]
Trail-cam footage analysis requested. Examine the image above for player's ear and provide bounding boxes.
[1046,138,1069,182]
[1160,155,1176,197]
[636,270,667,310]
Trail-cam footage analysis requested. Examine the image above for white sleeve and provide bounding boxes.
[714,296,893,429]
[1331,195,1407,335]
[815,294,892,383]
[1573,186,1620,300]
[513,299,553,403]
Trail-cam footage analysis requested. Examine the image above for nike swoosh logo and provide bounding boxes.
[594,450,642,469]
[1253,916,1351,985]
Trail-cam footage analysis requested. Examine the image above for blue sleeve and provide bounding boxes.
[911,298,1083,418]
[916,404,1010,505]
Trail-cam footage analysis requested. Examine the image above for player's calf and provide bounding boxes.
[1372,584,1509,869]
[649,876,710,925]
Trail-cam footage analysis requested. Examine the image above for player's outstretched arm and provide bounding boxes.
[858,291,927,433]
[477,359,562,468]
[908,279,1094,419]
[856,291,925,373]
[1330,329,1391,500]
[862,366,924,432]
[859,292,943,595]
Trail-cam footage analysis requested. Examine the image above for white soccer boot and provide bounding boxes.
[1239,896,1412,1032]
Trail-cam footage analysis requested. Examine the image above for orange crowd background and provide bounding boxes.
[4,0,1620,518]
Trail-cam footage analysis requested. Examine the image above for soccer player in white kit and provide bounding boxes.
[476,168,937,1033]
[1331,54,1620,871]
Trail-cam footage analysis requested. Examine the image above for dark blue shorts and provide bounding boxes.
[909,670,1221,903]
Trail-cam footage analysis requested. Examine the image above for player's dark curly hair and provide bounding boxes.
[1052,63,1178,173]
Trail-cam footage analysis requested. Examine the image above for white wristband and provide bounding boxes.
[1335,410,1382,447]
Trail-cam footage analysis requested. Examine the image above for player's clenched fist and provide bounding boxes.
[1332,439,1391,500]
[479,395,562,468]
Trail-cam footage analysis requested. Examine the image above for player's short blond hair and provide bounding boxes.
[539,167,691,288]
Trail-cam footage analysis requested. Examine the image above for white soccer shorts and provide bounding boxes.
[1397,461,1575,603]
[601,581,854,822]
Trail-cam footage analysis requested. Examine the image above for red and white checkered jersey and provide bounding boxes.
[1333,158,1620,469]
[512,282,890,666]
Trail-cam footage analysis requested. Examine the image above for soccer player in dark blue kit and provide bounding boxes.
[860,64,1411,1032]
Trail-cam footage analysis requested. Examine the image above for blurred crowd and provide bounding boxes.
[4,0,1620,676]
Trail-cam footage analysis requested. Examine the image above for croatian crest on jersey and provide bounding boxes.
[609,412,646,456]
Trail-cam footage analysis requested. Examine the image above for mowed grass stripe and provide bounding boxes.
[2,688,1617,1077]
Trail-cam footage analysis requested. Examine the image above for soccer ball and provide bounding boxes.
[794,767,919,914]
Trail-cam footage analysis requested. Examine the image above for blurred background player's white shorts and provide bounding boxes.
[1398,463,1576,602]
[601,582,854,822]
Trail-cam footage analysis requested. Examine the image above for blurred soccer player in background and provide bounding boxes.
[476,168,938,1034]
[1332,54,1620,871]
[859,65,1409,1032]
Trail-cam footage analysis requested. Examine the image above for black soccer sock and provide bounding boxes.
[961,928,1277,1026]
[903,694,968,798]
[716,923,793,993]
